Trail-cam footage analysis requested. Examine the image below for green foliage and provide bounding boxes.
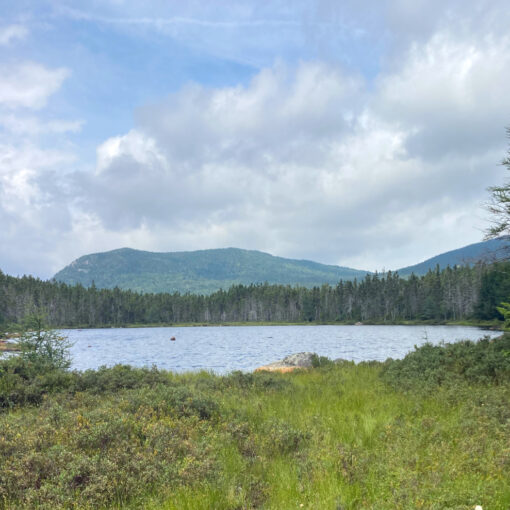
[218,370,290,392]
[17,315,72,372]
[0,315,74,408]
[2,261,506,326]
[125,384,219,420]
[0,356,509,508]
[75,364,170,394]
[0,358,76,408]
[475,261,510,319]
[262,419,309,455]
[0,395,219,509]
[310,353,335,368]
[496,301,510,329]
[381,333,510,389]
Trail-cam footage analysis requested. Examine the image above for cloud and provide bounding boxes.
[0,114,83,135]
[375,32,510,160]
[2,0,510,278]
[77,63,364,230]
[54,1,368,68]
[74,48,504,271]
[0,62,69,110]
[0,141,77,274]
[0,57,80,276]
[0,24,28,46]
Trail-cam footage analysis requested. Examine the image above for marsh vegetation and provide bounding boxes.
[1,327,509,509]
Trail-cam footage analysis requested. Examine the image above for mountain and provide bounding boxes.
[53,238,510,295]
[53,247,369,295]
[396,237,510,277]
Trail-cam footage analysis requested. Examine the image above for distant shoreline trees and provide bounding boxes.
[1,262,509,328]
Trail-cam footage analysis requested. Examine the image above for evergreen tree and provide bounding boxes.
[486,127,510,240]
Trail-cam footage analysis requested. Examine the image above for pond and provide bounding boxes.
[62,324,501,374]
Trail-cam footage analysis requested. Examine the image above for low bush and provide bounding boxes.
[310,353,335,368]
[0,356,77,408]
[74,364,171,394]
[221,370,290,391]
[0,361,177,410]
[381,333,510,389]
[0,394,220,509]
[263,419,309,455]
[125,384,219,420]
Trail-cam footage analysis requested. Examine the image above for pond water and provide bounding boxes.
[62,325,501,374]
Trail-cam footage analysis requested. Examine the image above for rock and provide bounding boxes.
[0,341,20,352]
[281,352,315,367]
[255,352,316,373]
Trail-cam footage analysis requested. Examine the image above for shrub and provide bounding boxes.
[263,419,309,455]
[0,356,77,409]
[221,370,290,391]
[381,333,510,389]
[0,360,174,410]
[126,384,219,420]
[17,315,72,372]
[75,364,170,394]
[310,353,335,368]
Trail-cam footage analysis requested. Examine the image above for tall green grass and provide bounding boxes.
[1,335,509,509]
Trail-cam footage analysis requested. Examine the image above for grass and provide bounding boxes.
[1,336,509,509]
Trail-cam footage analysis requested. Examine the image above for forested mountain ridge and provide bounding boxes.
[397,237,510,277]
[53,247,370,294]
[52,240,510,295]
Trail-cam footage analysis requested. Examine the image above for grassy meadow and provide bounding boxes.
[0,334,509,509]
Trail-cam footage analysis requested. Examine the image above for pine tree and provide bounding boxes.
[486,127,510,240]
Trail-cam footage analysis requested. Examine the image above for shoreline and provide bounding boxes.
[55,319,503,331]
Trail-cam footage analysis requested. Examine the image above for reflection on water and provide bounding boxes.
[62,325,500,374]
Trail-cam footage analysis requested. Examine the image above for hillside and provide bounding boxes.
[396,236,510,276]
[53,247,369,294]
[53,239,510,295]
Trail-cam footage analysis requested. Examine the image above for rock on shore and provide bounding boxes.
[255,352,316,373]
[0,340,20,352]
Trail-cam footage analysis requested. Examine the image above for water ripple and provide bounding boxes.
[61,325,501,374]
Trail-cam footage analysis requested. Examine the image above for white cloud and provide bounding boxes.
[0,62,69,110]
[0,114,83,135]
[375,32,510,159]
[2,0,510,278]
[55,1,369,68]
[0,141,78,275]
[0,56,78,276]
[75,51,503,271]
[0,24,28,46]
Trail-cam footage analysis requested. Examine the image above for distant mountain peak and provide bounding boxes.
[54,239,510,295]
[54,247,369,295]
[396,237,510,276]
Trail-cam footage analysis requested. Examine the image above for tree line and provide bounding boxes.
[1,262,509,328]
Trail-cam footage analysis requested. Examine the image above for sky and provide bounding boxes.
[1,0,509,279]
